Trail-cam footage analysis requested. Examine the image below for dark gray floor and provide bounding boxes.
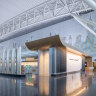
[0,71,95,96]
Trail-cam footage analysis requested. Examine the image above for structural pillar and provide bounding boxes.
[49,47,66,75]
[0,56,2,73]
[6,50,9,74]
[82,56,85,71]
[16,46,21,75]
[38,50,40,75]
[11,48,16,74]
[2,50,6,73]
[38,47,66,76]
[38,49,50,76]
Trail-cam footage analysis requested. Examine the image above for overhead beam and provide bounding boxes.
[83,0,96,11]
[71,13,96,36]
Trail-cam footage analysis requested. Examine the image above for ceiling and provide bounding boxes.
[0,0,45,24]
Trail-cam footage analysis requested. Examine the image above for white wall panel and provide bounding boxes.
[67,52,82,72]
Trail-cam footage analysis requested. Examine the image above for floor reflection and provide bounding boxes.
[0,71,95,96]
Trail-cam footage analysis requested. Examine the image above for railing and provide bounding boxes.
[0,0,92,37]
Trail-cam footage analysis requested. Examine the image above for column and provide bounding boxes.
[82,56,85,71]
[16,46,21,75]
[38,49,50,76]
[2,50,5,73]
[49,47,53,75]
[0,56,1,73]
[11,48,16,74]
[38,50,40,75]
[38,47,67,76]
[6,50,9,74]
[1,54,2,73]
[49,47,66,75]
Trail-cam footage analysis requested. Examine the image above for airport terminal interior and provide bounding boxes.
[0,0,96,96]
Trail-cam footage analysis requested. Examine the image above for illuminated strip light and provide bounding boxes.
[83,0,96,11]
[71,13,96,36]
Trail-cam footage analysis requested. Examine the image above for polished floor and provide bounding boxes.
[0,71,96,96]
